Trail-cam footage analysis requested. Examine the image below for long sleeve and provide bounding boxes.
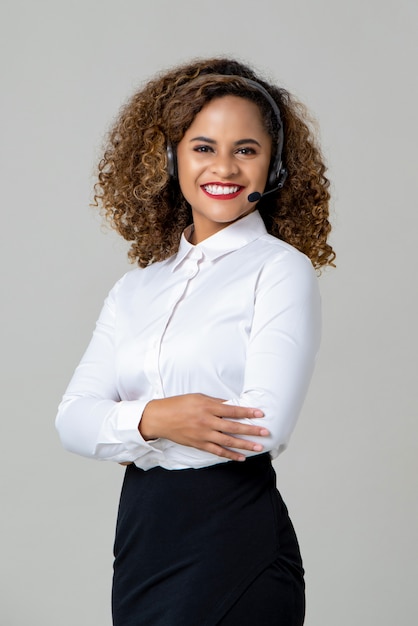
[55,276,165,466]
[223,250,321,459]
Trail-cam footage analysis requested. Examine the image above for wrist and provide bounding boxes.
[139,400,159,441]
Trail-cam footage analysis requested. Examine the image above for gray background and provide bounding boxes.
[1,0,417,624]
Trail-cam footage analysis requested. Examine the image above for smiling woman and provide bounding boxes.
[177,96,272,242]
[56,57,335,626]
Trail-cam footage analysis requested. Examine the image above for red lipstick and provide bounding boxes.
[201,183,244,200]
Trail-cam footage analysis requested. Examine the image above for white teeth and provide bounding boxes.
[204,184,240,195]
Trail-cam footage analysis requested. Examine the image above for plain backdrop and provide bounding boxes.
[1,0,417,624]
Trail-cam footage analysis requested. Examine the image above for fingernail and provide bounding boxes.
[253,444,263,451]
[237,455,246,462]
[253,410,264,417]
[260,428,270,436]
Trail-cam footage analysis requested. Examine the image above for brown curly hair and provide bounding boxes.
[93,57,335,269]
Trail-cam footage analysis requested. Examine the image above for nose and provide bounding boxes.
[210,152,239,178]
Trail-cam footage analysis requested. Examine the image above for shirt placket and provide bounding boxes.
[143,248,203,400]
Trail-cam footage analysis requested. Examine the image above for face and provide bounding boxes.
[176,95,272,243]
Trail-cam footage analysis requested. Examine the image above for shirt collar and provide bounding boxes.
[171,210,268,271]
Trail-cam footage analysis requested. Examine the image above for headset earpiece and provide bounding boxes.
[166,141,177,180]
[275,167,288,189]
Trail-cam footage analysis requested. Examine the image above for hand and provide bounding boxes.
[140,393,269,462]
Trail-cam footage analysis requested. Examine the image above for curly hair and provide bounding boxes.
[93,57,335,269]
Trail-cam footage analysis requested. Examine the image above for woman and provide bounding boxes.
[56,57,335,625]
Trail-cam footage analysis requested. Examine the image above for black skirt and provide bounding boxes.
[112,454,305,626]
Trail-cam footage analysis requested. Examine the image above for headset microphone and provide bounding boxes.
[247,168,288,203]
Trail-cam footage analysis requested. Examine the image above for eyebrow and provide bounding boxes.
[189,136,262,147]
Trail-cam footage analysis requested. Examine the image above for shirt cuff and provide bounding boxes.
[95,399,165,464]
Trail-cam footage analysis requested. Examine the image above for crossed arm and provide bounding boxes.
[56,252,320,467]
[139,393,268,463]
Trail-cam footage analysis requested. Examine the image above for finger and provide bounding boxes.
[204,396,264,419]
[207,414,269,436]
[214,404,265,419]
[205,442,247,462]
[217,420,270,437]
[212,432,265,453]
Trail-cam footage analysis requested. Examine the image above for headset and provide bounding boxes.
[166,75,287,195]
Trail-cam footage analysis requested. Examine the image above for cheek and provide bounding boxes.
[178,160,202,195]
[178,170,194,195]
[257,160,271,186]
[178,174,198,208]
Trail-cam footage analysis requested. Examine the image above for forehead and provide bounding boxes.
[185,95,269,137]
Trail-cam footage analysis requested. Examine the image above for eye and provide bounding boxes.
[193,145,214,153]
[236,147,257,156]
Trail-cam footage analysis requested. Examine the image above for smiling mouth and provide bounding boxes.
[201,184,244,199]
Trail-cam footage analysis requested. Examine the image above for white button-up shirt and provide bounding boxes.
[56,211,321,470]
